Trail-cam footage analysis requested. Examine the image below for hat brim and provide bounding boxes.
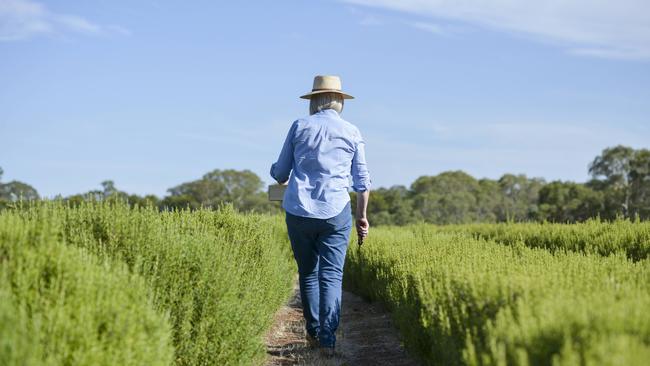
[300,89,354,100]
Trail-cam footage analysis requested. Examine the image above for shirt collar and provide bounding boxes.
[316,109,340,117]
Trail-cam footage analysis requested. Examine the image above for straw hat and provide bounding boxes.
[300,75,354,100]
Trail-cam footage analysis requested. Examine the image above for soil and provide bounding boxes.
[264,283,420,366]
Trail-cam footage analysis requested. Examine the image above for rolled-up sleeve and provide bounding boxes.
[351,133,371,192]
[270,121,297,184]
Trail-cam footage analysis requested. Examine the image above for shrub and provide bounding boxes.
[19,201,295,365]
[0,211,173,366]
[345,225,650,365]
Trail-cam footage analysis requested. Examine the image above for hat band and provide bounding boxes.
[312,88,342,92]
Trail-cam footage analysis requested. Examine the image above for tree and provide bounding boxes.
[162,169,280,213]
[0,167,6,210]
[364,185,417,225]
[0,167,40,202]
[537,181,603,222]
[629,149,650,219]
[589,145,634,217]
[411,171,480,224]
[64,181,161,208]
[476,179,500,222]
[101,180,118,198]
[0,181,40,201]
[496,174,544,221]
[589,145,650,219]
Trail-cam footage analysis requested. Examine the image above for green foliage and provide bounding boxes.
[589,145,650,219]
[537,181,604,222]
[629,149,650,218]
[0,208,173,366]
[7,144,650,223]
[162,169,281,213]
[496,174,544,221]
[345,224,650,365]
[435,219,650,261]
[365,172,545,225]
[412,171,482,224]
[59,201,294,365]
[64,180,162,208]
[362,146,650,225]
[2,201,295,365]
[589,145,636,187]
[0,166,40,202]
[0,181,39,201]
[352,186,418,225]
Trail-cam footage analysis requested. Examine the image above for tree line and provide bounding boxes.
[1,145,648,224]
[0,167,280,214]
[361,145,649,224]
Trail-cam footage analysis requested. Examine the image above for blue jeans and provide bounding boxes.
[285,202,352,348]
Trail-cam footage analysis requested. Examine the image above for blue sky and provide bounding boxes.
[1,0,649,198]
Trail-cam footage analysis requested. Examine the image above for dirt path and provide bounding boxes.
[264,283,420,366]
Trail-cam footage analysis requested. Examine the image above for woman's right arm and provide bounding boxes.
[270,122,298,184]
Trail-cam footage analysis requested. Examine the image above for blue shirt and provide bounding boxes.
[270,109,371,219]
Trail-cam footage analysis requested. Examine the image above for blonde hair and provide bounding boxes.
[309,92,344,115]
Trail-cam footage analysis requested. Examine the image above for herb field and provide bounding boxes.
[3,202,650,366]
[434,219,650,261]
[345,223,650,365]
[0,201,294,366]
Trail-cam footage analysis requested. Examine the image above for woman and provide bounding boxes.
[270,75,371,354]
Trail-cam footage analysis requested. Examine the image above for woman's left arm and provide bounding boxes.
[270,121,297,184]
